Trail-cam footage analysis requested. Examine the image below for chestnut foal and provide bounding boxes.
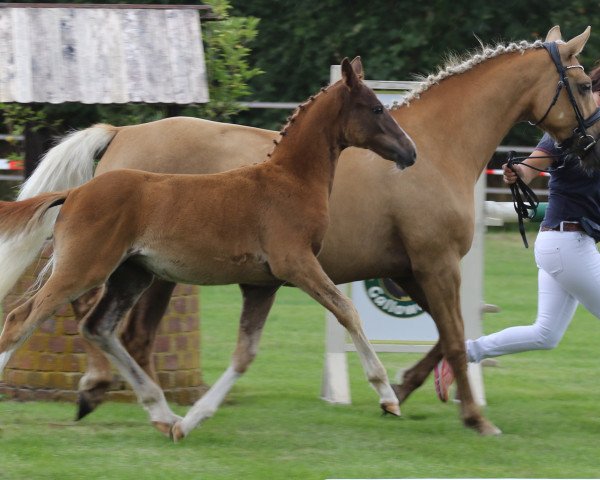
[0,58,416,441]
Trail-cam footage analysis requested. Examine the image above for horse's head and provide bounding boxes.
[338,57,416,170]
[530,26,600,170]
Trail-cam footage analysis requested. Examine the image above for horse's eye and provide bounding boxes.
[372,106,384,114]
[578,83,592,94]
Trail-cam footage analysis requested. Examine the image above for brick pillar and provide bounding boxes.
[0,255,206,405]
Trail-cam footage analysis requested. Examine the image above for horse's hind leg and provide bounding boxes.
[414,258,501,436]
[72,292,114,419]
[79,262,181,436]
[171,283,278,442]
[388,277,444,404]
[270,252,399,416]
[74,279,177,420]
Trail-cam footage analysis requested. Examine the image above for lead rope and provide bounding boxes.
[505,150,567,248]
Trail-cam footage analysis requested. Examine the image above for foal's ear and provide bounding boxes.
[563,26,591,57]
[545,25,562,42]
[341,57,360,90]
[350,56,364,80]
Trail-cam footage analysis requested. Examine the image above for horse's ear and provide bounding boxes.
[545,25,562,42]
[350,56,364,80]
[341,57,359,90]
[563,26,591,57]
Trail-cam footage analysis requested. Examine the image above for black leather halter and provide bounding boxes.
[530,42,600,160]
[508,42,600,248]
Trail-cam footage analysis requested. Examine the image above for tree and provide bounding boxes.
[231,0,600,142]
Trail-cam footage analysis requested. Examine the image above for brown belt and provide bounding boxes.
[540,222,585,232]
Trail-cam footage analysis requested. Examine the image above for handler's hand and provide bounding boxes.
[502,163,522,185]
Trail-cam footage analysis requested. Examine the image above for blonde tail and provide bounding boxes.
[0,125,117,304]
[18,124,118,200]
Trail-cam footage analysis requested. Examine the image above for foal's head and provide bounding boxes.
[337,57,416,169]
[531,26,600,170]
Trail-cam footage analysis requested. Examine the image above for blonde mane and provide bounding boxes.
[399,39,545,106]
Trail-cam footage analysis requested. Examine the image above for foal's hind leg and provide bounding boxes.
[0,277,95,377]
[171,284,278,441]
[74,279,177,420]
[79,262,181,436]
[271,252,399,416]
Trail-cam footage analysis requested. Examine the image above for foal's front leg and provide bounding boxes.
[170,284,279,442]
[271,252,400,416]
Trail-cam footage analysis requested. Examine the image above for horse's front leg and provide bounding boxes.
[74,279,177,420]
[171,283,279,442]
[270,251,400,416]
[388,277,443,404]
[393,342,443,404]
[414,256,501,436]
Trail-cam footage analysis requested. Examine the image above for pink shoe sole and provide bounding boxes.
[434,359,454,403]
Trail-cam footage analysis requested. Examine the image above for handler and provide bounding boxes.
[434,64,600,402]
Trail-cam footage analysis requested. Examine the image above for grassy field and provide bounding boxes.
[1,231,600,479]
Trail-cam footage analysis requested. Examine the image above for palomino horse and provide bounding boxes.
[6,26,600,435]
[0,58,417,441]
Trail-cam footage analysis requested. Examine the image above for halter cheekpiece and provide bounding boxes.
[509,41,600,247]
[530,42,600,159]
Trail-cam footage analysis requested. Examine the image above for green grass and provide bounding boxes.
[1,231,600,479]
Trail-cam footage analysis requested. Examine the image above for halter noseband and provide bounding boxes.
[529,41,600,159]
[509,42,600,248]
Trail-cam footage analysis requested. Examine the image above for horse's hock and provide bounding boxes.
[0,254,206,404]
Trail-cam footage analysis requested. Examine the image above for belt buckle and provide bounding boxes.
[559,221,578,232]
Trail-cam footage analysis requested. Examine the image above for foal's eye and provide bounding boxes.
[372,105,384,114]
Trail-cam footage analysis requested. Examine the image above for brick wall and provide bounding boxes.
[0,258,206,405]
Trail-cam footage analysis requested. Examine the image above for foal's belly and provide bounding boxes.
[132,251,277,286]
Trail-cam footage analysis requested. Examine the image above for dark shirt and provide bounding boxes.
[537,133,600,235]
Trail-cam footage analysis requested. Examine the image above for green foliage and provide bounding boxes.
[191,0,263,122]
[0,104,60,135]
[231,0,600,137]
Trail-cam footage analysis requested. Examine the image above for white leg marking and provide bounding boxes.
[178,366,241,436]
[103,336,180,425]
[349,331,400,410]
[0,348,15,378]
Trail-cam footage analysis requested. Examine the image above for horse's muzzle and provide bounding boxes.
[395,147,417,170]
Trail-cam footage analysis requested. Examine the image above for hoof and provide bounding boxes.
[152,421,175,438]
[380,402,401,417]
[465,417,502,436]
[170,422,186,443]
[479,420,502,436]
[391,383,410,405]
[76,392,100,421]
[75,381,111,421]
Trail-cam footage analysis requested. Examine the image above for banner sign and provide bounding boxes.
[351,279,438,344]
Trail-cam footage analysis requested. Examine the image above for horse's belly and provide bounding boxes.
[132,252,276,286]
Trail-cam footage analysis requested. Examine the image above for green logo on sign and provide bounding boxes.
[363,278,423,318]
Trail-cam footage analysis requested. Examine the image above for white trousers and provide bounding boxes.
[467,230,600,363]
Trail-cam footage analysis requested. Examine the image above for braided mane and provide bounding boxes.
[267,84,333,158]
[399,39,545,106]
